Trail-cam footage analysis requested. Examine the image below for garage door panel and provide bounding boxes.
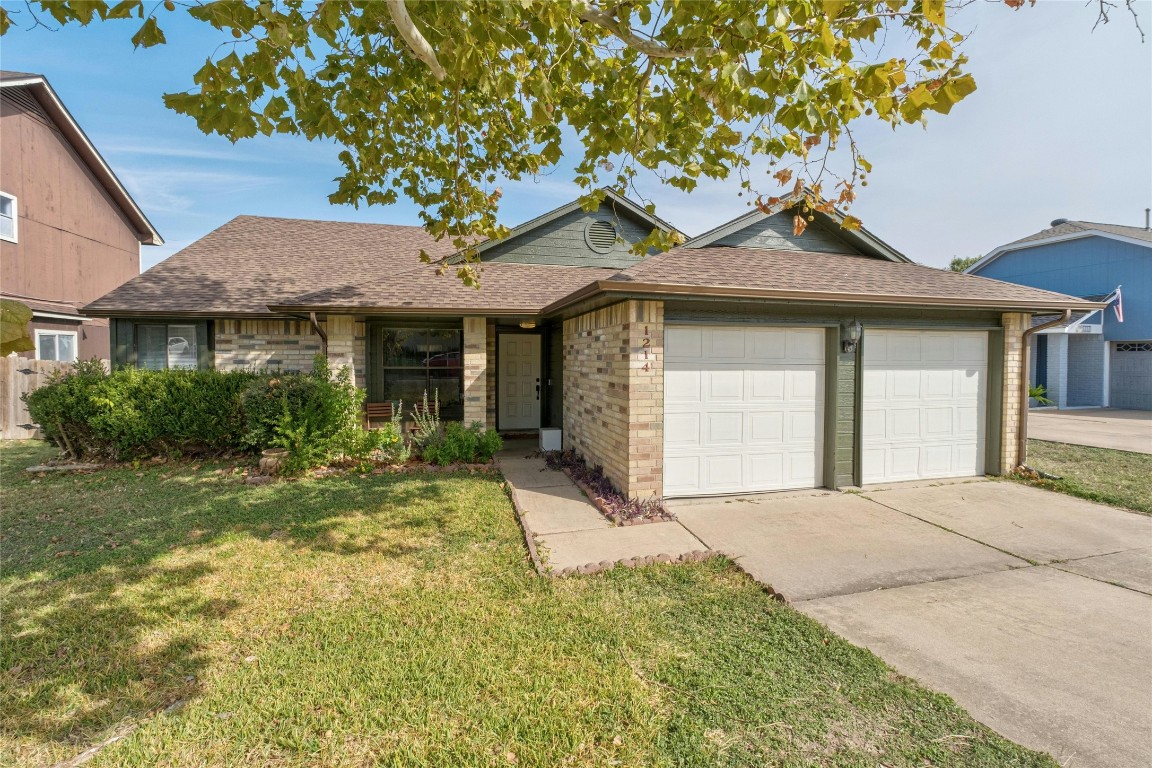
[706,412,743,444]
[665,412,701,447]
[786,329,826,361]
[665,324,825,497]
[748,411,785,444]
[863,330,987,484]
[665,369,701,402]
[664,456,701,494]
[706,369,744,400]
[705,454,744,488]
[708,328,747,359]
[749,328,787,360]
[666,327,702,360]
[749,369,786,400]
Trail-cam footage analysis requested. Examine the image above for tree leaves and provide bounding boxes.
[2,0,993,281]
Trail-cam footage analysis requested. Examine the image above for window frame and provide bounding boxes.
[0,191,17,243]
[35,330,78,362]
[369,323,466,421]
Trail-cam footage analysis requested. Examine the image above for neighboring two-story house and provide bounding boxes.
[967,218,1152,411]
[0,70,161,362]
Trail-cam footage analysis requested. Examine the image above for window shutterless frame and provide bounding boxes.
[0,191,17,243]
[35,330,78,362]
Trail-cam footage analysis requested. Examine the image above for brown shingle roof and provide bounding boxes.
[544,246,1100,311]
[85,215,459,316]
[273,261,612,314]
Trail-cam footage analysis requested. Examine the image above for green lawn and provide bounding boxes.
[1,441,1055,768]
[1021,439,1152,515]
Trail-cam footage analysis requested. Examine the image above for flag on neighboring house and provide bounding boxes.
[1105,286,1124,323]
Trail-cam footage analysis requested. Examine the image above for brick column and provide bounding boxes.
[463,317,488,427]
[626,300,664,498]
[325,315,356,379]
[1000,312,1028,473]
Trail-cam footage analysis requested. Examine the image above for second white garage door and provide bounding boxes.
[664,325,825,497]
[862,330,988,484]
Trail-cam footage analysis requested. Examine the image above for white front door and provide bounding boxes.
[861,330,988,484]
[499,334,542,429]
[663,325,826,497]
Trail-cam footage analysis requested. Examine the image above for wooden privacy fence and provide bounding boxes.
[0,354,74,440]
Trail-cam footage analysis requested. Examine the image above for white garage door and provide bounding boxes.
[862,330,987,484]
[664,325,825,497]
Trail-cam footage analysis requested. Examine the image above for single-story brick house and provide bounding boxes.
[85,191,1099,498]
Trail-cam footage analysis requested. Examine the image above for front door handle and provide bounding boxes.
[535,378,540,400]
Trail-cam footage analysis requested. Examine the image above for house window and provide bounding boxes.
[1116,342,1152,352]
[375,327,464,420]
[138,323,199,369]
[0,192,16,243]
[36,331,77,362]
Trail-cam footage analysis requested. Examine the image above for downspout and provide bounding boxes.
[1017,310,1071,470]
[307,312,328,356]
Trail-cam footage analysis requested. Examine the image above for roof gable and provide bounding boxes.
[967,223,1152,274]
[0,71,162,245]
[682,195,910,263]
[472,189,678,269]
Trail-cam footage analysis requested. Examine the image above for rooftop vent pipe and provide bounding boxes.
[1145,208,1150,230]
[1050,218,1069,227]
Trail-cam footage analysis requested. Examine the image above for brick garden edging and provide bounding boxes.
[551,548,716,578]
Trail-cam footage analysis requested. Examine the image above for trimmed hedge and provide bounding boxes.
[23,357,379,470]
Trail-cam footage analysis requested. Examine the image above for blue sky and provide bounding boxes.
[1,1,1149,270]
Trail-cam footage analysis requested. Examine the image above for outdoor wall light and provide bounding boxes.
[841,320,862,353]
[519,321,537,330]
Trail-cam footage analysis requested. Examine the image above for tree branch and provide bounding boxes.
[385,0,446,80]
[578,5,717,59]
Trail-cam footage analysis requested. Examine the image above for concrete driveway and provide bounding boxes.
[1029,408,1152,453]
[673,481,1152,767]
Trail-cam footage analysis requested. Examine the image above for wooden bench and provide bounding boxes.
[363,402,395,429]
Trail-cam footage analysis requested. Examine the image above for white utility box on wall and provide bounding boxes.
[539,428,562,452]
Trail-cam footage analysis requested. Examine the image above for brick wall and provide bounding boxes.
[563,299,664,498]
[215,319,323,373]
[215,317,366,388]
[463,317,488,426]
[1000,312,1028,472]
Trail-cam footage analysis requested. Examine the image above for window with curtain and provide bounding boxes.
[376,328,464,420]
[138,323,199,370]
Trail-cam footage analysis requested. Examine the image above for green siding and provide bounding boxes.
[482,201,656,269]
[714,206,862,255]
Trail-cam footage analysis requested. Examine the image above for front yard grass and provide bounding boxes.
[1021,439,1152,515]
[2,440,1055,767]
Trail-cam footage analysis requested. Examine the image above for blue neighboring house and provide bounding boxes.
[967,217,1152,411]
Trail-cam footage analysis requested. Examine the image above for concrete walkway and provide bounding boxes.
[496,440,708,574]
[673,480,1152,768]
[1029,408,1152,453]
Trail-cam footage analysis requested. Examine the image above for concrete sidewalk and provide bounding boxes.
[497,440,708,574]
[1029,408,1151,453]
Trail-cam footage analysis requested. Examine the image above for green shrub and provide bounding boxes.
[25,362,259,459]
[419,419,502,466]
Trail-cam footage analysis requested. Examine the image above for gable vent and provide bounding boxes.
[585,219,619,254]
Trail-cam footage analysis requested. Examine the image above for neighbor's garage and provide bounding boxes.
[861,330,989,484]
[663,325,825,497]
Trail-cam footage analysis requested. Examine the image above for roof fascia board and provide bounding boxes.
[966,229,1152,274]
[2,76,163,245]
[541,280,1105,316]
